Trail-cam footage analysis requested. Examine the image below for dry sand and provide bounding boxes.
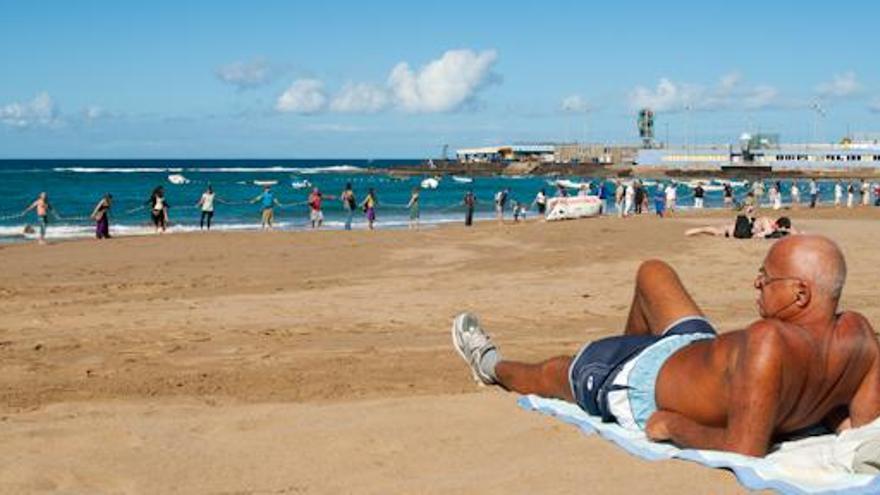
[2,206,880,494]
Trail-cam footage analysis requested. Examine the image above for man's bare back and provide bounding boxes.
[652,312,879,455]
[452,235,880,457]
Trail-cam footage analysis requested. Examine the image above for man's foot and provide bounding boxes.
[452,312,499,385]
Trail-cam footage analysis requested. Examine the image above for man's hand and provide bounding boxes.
[646,411,673,441]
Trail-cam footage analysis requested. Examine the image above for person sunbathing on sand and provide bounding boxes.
[452,235,880,457]
[685,215,798,239]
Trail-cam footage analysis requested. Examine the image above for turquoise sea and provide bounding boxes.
[0,159,857,242]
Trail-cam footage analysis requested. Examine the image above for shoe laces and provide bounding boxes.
[464,324,492,357]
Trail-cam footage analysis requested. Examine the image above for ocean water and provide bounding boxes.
[0,159,866,242]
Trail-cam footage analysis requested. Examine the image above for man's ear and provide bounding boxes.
[795,281,811,307]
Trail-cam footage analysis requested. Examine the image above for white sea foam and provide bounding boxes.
[0,212,482,242]
[54,167,184,173]
[188,165,367,174]
[53,165,368,174]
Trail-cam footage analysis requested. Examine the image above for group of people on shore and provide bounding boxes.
[153,183,383,233]
[14,176,880,243]
[16,182,387,243]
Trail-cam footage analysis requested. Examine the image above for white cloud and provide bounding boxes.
[276,79,327,114]
[718,72,742,94]
[329,83,389,113]
[742,85,779,109]
[81,105,117,122]
[629,74,779,112]
[217,58,275,89]
[0,92,61,128]
[561,94,591,113]
[83,106,104,120]
[387,49,499,112]
[816,71,861,98]
[274,49,500,116]
[630,78,701,112]
[303,123,363,132]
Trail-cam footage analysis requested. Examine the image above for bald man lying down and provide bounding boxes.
[453,235,880,457]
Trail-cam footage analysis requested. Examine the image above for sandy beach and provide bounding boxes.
[2,207,880,494]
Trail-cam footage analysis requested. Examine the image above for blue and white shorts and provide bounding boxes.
[568,316,717,430]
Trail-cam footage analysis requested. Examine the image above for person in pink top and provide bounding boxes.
[308,187,336,229]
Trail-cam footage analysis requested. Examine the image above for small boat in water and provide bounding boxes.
[550,179,591,190]
[290,180,312,189]
[254,180,279,187]
[451,175,473,184]
[167,174,190,185]
[421,177,440,189]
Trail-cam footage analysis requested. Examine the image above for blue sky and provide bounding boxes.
[1,0,878,158]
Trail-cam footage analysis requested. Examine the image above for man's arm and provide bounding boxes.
[648,325,784,457]
[847,319,880,428]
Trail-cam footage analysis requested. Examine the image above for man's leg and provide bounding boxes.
[451,312,574,401]
[495,357,574,401]
[624,259,704,337]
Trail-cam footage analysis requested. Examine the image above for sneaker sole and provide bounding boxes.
[451,313,486,386]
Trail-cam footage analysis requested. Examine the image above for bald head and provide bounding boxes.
[765,235,847,301]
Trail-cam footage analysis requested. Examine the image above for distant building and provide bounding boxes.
[555,144,639,165]
[636,138,880,170]
[456,144,555,163]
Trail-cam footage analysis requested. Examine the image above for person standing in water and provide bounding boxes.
[723,182,734,209]
[91,193,113,239]
[147,186,169,233]
[809,178,819,208]
[653,184,666,218]
[494,188,509,224]
[623,181,634,217]
[24,192,53,244]
[361,188,378,230]
[664,182,677,214]
[340,183,357,230]
[860,179,870,206]
[633,181,645,214]
[614,180,625,217]
[790,181,800,209]
[307,187,335,229]
[533,188,547,216]
[463,189,476,227]
[196,185,215,230]
[407,187,420,229]
[693,182,705,209]
[251,185,280,231]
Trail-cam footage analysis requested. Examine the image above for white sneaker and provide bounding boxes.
[452,312,498,385]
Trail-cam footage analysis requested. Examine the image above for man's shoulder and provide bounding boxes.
[737,320,802,359]
[834,311,878,347]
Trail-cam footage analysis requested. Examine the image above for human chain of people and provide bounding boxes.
[5,177,879,244]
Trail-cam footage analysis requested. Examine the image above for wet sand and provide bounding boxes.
[2,205,879,493]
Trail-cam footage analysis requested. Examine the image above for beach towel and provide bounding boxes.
[518,395,880,494]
